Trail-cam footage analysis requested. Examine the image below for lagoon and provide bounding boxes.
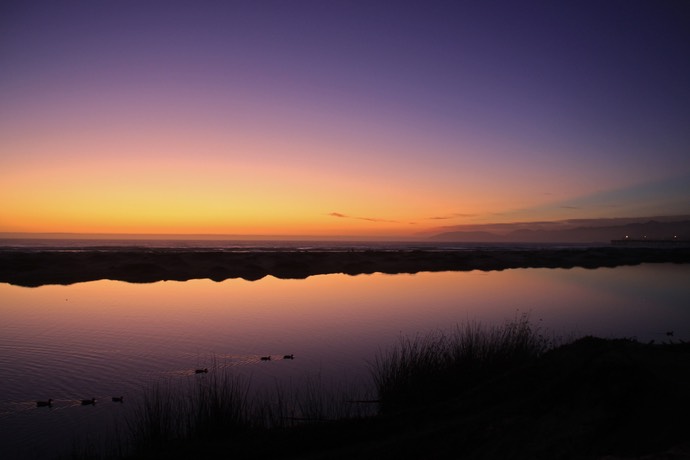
[1,264,689,459]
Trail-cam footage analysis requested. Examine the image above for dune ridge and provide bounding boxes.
[1,247,690,287]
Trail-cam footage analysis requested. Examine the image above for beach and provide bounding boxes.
[2,246,689,287]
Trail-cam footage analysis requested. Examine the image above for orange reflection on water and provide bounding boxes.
[2,265,689,368]
[1,271,536,368]
[2,265,689,460]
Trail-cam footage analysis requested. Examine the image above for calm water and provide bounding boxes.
[1,264,689,459]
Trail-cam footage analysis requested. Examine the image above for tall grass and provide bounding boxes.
[189,370,253,438]
[254,373,376,429]
[372,314,552,413]
[126,372,253,455]
[85,316,551,456]
[124,369,375,457]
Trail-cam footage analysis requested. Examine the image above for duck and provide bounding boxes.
[260,356,271,361]
[81,398,96,405]
[283,354,294,360]
[112,396,124,403]
[36,399,53,407]
[195,368,208,374]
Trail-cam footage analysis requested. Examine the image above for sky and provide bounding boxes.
[1,0,689,238]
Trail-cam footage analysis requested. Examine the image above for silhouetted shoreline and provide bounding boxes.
[109,333,690,459]
[67,319,690,459]
[2,247,690,287]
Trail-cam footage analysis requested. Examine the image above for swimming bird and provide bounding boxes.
[81,398,96,405]
[260,356,271,361]
[666,331,674,337]
[112,396,124,403]
[36,399,53,407]
[283,354,294,360]
[195,368,208,374]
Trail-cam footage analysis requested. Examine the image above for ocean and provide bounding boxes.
[0,237,603,252]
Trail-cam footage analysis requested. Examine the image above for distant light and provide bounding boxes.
[625,235,628,239]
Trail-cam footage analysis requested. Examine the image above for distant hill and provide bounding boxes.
[430,220,690,243]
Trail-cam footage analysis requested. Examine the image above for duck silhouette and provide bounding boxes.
[283,354,294,360]
[195,368,208,374]
[260,356,271,361]
[81,398,96,405]
[36,399,53,407]
[112,396,124,403]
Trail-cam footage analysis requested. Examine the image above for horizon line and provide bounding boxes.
[0,232,427,242]
[2,214,688,242]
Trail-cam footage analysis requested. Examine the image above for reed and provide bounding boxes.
[126,381,187,451]
[372,314,552,413]
[123,368,373,458]
[293,373,376,423]
[188,370,253,438]
[252,373,376,430]
[80,316,552,457]
[125,372,253,456]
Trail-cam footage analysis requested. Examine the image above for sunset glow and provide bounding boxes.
[2,1,689,238]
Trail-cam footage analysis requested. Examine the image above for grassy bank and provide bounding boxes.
[67,318,690,459]
[115,367,375,459]
[126,371,252,456]
[372,314,551,413]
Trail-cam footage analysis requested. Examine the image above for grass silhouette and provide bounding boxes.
[372,313,551,413]
[64,318,690,459]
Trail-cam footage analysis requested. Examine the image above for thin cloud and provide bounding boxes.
[328,212,402,224]
[360,217,398,223]
[426,213,476,220]
[330,211,480,225]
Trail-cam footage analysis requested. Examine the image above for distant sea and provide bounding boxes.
[0,238,605,252]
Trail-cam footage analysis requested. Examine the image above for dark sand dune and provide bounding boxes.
[1,247,689,287]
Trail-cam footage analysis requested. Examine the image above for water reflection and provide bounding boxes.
[0,265,689,459]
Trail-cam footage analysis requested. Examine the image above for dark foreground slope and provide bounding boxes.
[3,247,690,286]
[131,338,690,460]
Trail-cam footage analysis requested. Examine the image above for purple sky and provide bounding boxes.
[1,1,689,236]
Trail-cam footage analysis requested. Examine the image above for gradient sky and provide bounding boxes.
[2,0,689,238]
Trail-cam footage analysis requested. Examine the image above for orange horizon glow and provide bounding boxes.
[0,150,585,237]
[1,146,687,237]
[1,3,688,237]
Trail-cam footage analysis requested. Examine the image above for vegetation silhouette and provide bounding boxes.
[65,318,690,459]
